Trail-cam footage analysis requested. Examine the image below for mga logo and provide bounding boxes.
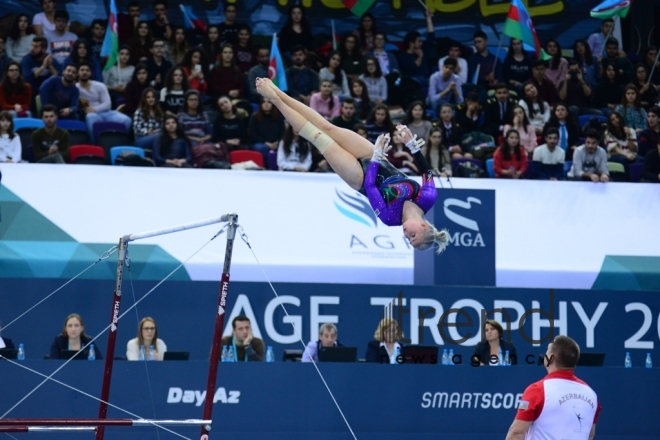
[443,197,485,247]
[334,189,378,228]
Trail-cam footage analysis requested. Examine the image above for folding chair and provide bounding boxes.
[229,150,264,168]
[110,146,145,165]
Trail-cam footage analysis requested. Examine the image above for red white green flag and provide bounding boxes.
[590,0,634,19]
[342,0,376,17]
[503,0,550,60]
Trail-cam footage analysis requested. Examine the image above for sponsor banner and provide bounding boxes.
[1,166,659,288]
[0,361,657,440]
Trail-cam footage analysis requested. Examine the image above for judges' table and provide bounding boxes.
[1,361,657,439]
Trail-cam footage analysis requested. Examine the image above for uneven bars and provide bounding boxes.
[0,419,211,427]
[125,214,235,242]
[0,427,97,433]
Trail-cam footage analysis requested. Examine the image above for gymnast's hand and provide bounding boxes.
[373,133,391,161]
[396,124,424,154]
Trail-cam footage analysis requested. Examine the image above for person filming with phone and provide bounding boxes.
[558,59,601,118]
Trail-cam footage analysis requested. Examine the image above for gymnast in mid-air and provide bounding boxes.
[255,77,447,253]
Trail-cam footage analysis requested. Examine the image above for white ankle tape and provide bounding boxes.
[299,122,334,155]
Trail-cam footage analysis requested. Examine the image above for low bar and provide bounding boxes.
[125,214,233,242]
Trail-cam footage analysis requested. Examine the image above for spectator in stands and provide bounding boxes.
[234,25,257,74]
[103,46,135,105]
[503,38,533,95]
[118,1,141,45]
[438,41,468,85]
[573,39,598,88]
[47,11,77,70]
[504,105,536,155]
[31,105,69,163]
[286,46,319,105]
[61,39,102,81]
[221,316,265,362]
[604,111,640,171]
[558,59,599,118]
[494,129,527,178]
[544,103,581,160]
[309,80,340,120]
[354,123,368,138]
[602,38,633,84]
[424,127,451,176]
[212,95,248,150]
[642,137,660,182]
[203,25,222,67]
[454,92,483,133]
[159,66,189,115]
[331,98,361,130]
[133,87,162,149]
[368,32,399,77]
[6,14,35,63]
[532,127,565,180]
[0,62,32,118]
[428,57,464,111]
[366,317,404,364]
[146,38,173,91]
[638,106,660,157]
[153,114,192,167]
[468,31,501,90]
[0,321,15,349]
[320,51,350,98]
[76,62,132,140]
[587,18,615,58]
[399,10,435,88]
[278,5,313,54]
[216,3,241,45]
[0,112,22,163]
[483,83,517,137]
[86,20,107,66]
[166,26,189,65]
[569,130,609,182]
[302,323,342,363]
[180,47,209,96]
[40,63,79,120]
[247,46,269,103]
[359,56,387,104]
[126,317,167,361]
[593,62,624,116]
[472,320,518,366]
[529,60,558,108]
[632,64,658,109]
[364,103,394,142]
[49,313,102,360]
[642,46,660,85]
[350,78,372,121]
[519,82,550,134]
[438,104,467,158]
[209,44,244,100]
[339,35,362,82]
[128,21,153,65]
[277,123,312,172]
[353,12,377,55]
[248,97,285,163]
[543,39,568,89]
[149,0,172,41]
[615,85,648,133]
[386,130,418,174]
[177,89,211,146]
[124,63,150,116]
[33,0,58,37]
[22,37,57,96]
[0,38,10,79]
[403,101,432,143]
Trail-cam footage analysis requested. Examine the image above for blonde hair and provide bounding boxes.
[373,318,403,342]
[416,221,449,254]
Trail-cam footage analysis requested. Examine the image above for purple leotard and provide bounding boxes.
[360,151,437,226]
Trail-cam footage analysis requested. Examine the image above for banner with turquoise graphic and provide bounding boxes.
[1,165,658,290]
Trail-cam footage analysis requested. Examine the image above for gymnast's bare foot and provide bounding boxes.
[255,78,277,100]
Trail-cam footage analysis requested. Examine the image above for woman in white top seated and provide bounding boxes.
[126,317,167,360]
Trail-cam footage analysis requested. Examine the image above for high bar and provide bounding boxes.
[124,214,236,242]
[0,419,212,427]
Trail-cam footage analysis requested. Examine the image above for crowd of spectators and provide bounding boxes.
[0,0,659,182]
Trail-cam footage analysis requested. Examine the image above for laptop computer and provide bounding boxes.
[537,353,605,367]
[318,346,358,363]
[402,345,439,364]
[163,351,189,361]
[60,350,88,360]
[0,349,18,360]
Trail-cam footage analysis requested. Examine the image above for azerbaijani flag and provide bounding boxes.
[342,0,376,17]
[590,0,634,19]
[503,0,543,59]
[269,33,288,92]
[180,5,207,33]
[100,0,118,71]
